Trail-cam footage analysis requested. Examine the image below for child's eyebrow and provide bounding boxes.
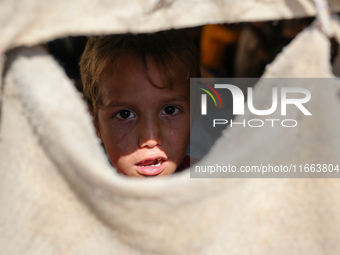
[102,96,189,108]
[100,100,132,108]
[163,96,189,103]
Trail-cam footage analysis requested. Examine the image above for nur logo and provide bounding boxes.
[198,83,312,116]
[198,82,223,115]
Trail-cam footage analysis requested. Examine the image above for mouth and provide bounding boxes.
[135,157,167,176]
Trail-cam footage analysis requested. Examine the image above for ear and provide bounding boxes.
[91,110,102,141]
[95,124,102,141]
[93,116,103,142]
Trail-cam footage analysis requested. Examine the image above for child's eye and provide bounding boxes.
[115,109,135,119]
[161,105,180,115]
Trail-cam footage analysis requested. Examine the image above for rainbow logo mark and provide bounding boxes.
[198,82,222,115]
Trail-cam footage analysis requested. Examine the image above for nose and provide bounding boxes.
[138,116,163,148]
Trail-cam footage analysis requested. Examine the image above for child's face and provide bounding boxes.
[96,54,190,177]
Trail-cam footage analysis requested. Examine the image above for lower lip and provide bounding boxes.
[135,161,167,176]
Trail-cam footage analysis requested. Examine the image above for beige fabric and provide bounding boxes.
[1,0,340,51]
[1,12,340,253]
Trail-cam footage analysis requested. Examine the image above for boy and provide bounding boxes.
[79,30,200,177]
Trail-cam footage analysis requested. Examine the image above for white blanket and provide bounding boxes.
[1,2,340,254]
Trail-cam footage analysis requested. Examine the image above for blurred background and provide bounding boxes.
[46,17,340,94]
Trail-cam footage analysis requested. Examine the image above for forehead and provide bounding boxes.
[100,54,189,105]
